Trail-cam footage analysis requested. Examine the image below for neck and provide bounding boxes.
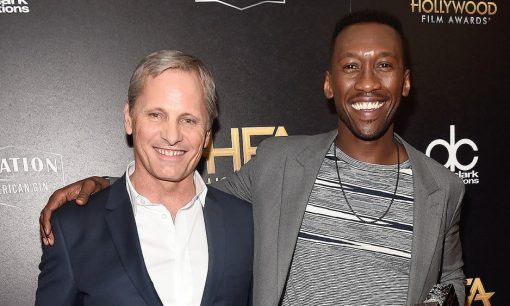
[130,169,196,219]
[336,124,408,164]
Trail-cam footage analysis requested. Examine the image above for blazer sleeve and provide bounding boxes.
[36,215,80,306]
[439,180,466,304]
[213,139,271,205]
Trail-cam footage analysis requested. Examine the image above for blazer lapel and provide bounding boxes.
[200,191,226,306]
[400,138,444,305]
[104,176,162,306]
[273,132,444,304]
[276,130,337,297]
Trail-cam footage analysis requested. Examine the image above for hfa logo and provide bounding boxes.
[195,0,285,11]
[204,126,287,183]
[426,125,479,184]
[465,278,494,306]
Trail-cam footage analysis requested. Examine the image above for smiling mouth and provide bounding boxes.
[351,101,384,111]
[154,147,185,157]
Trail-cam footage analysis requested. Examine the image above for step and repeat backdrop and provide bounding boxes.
[1,0,508,305]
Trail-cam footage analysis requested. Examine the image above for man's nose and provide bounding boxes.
[354,67,382,92]
[161,120,183,145]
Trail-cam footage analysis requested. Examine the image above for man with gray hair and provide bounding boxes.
[35,50,253,306]
[40,9,465,306]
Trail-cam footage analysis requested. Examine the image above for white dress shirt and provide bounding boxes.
[125,161,209,306]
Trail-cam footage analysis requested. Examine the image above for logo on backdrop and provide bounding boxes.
[204,126,287,183]
[466,277,494,306]
[410,0,498,25]
[426,125,480,184]
[0,0,30,14]
[195,0,285,11]
[0,146,64,209]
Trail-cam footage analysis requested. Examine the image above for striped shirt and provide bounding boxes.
[281,144,414,305]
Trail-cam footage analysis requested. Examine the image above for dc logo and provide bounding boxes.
[425,125,478,172]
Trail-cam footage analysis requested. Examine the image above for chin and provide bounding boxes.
[149,169,187,183]
[341,117,393,142]
[356,132,384,141]
[353,125,391,141]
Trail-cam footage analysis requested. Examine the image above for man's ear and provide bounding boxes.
[203,129,211,149]
[324,71,334,99]
[402,69,411,97]
[124,102,133,135]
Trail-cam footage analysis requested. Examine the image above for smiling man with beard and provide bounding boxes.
[40,10,465,306]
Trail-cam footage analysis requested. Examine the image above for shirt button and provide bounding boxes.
[161,214,167,219]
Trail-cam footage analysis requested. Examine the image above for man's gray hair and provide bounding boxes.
[128,50,218,128]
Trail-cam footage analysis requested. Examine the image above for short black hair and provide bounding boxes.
[330,9,410,69]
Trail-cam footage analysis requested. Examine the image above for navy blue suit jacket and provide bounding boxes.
[36,175,253,306]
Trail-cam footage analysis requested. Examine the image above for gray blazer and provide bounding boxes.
[215,130,465,306]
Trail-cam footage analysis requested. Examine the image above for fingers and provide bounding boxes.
[38,176,110,246]
[40,207,54,246]
[38,179,88,245]
[75,176,109,205]
[39,188,68,246]
[39,186,73,243]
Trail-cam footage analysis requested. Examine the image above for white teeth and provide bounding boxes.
[352,101,384,110]
[155,148,184,156]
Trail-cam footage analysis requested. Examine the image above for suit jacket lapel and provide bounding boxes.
[276,130,337,297]
[104,175,162,306]
[399,138,444,304]
[274,131,444,304]
[201,191,226,306]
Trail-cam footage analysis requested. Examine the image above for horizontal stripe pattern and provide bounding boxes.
[282,145,414,305]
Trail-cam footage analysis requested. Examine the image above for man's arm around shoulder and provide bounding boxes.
[212,135,296,203]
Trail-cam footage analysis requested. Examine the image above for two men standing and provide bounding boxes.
[38,10,465,306]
